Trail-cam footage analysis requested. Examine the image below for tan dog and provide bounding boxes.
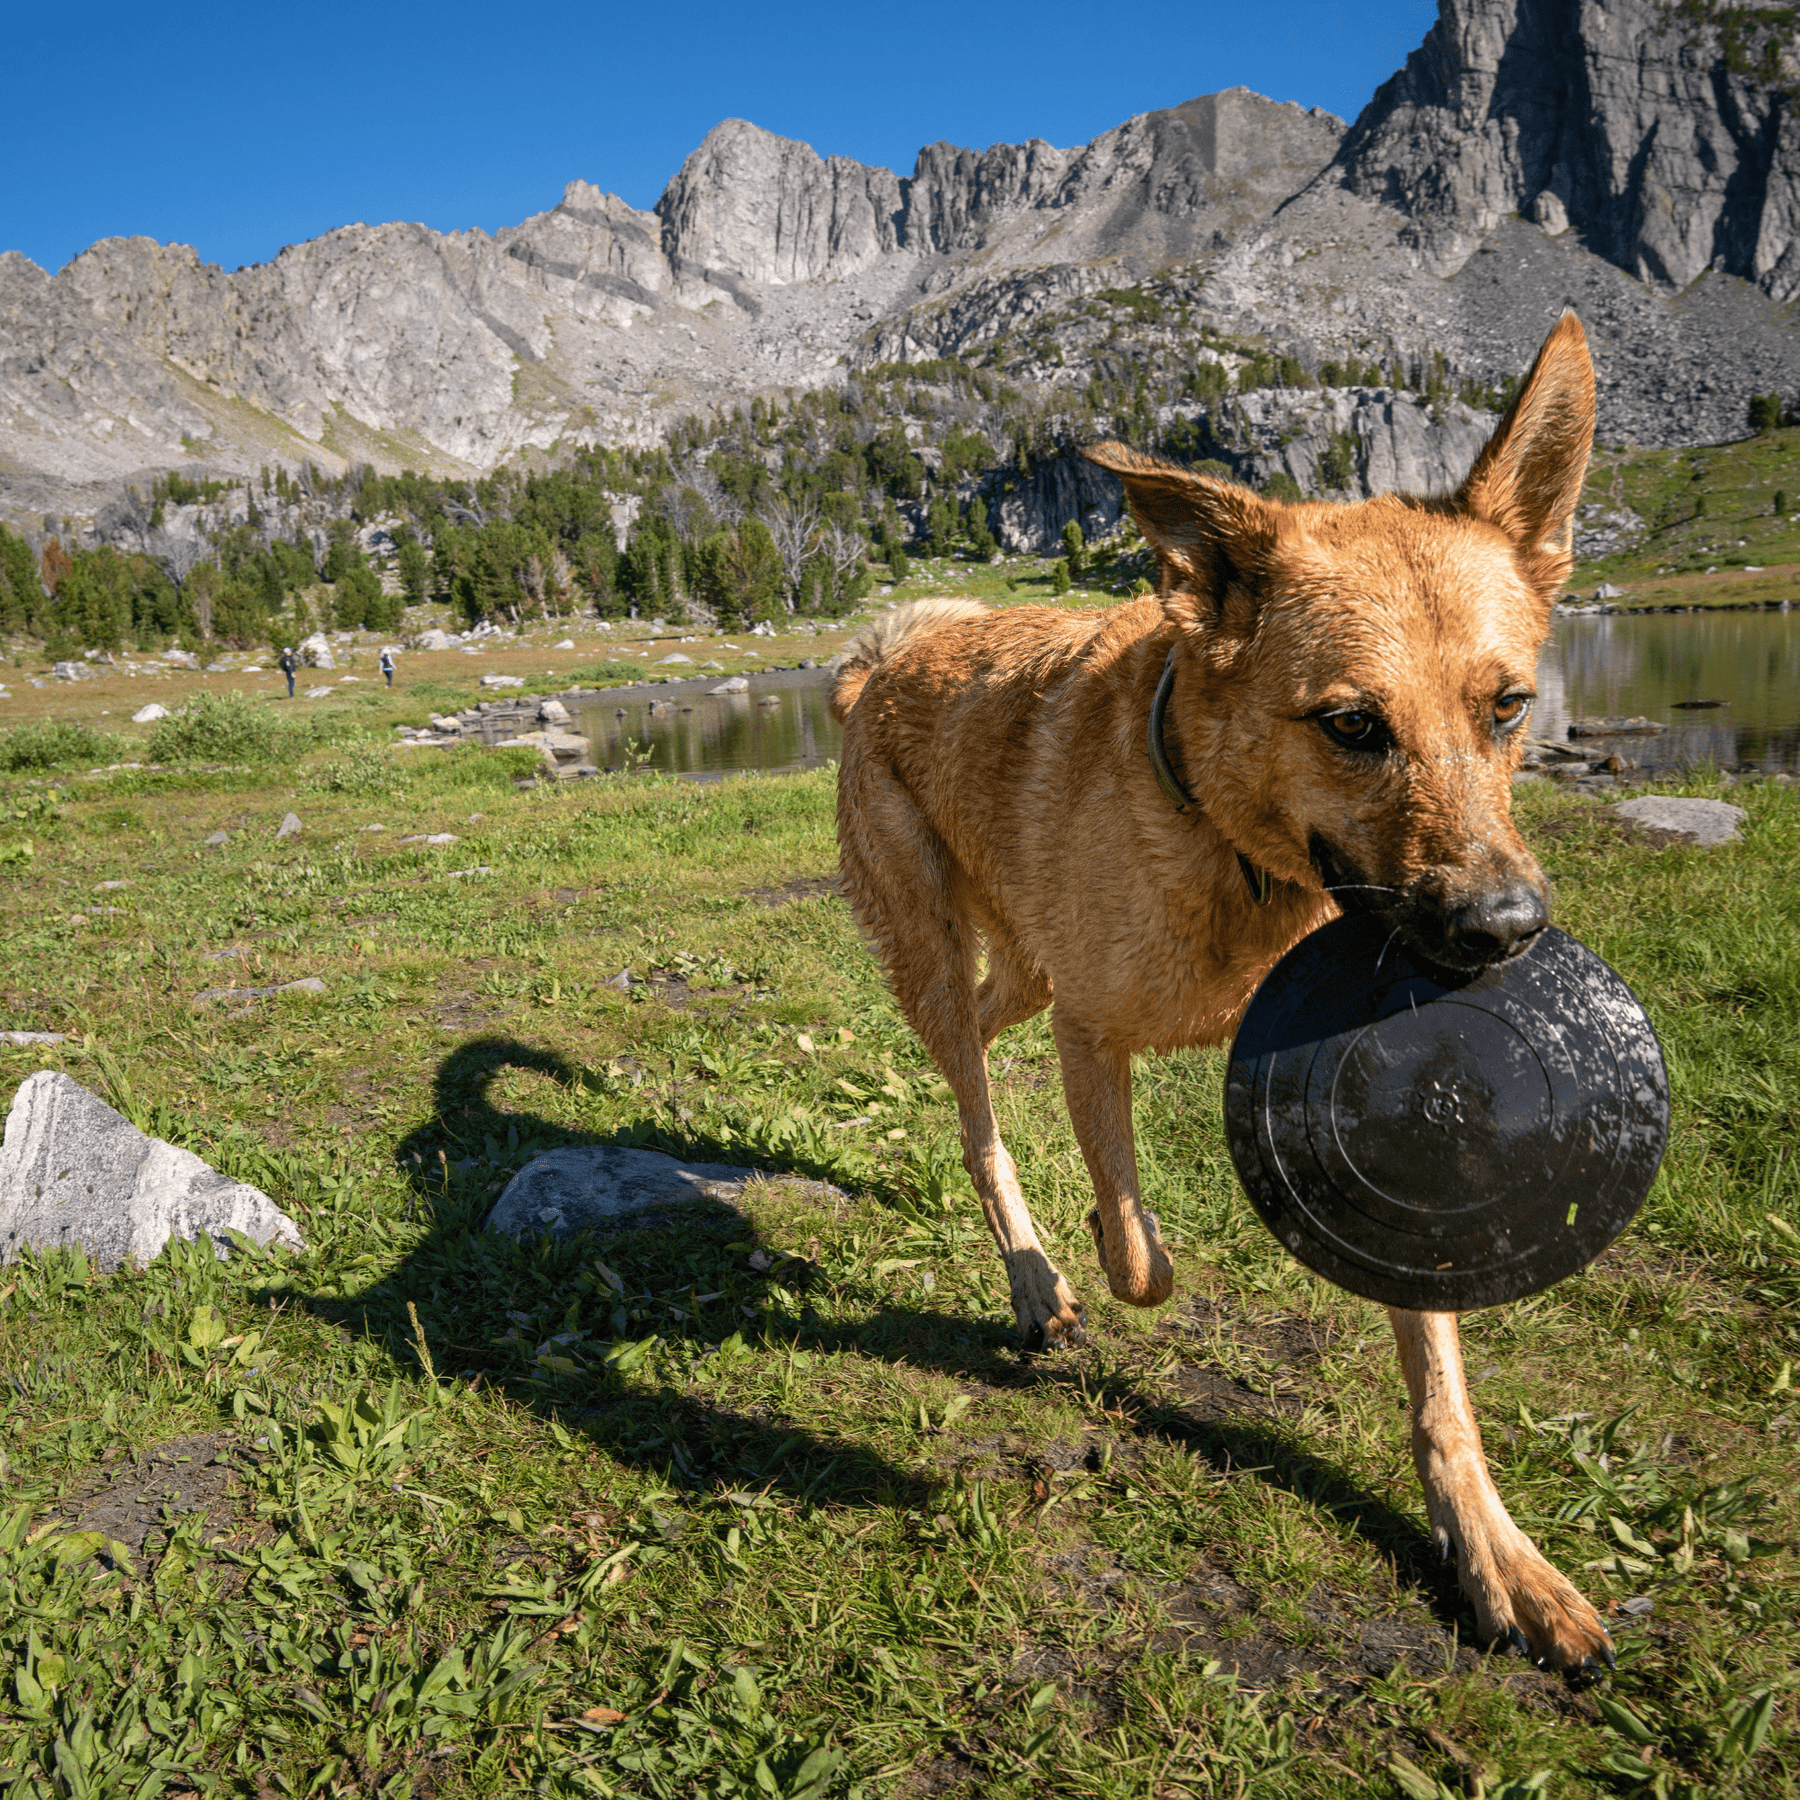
[830,314,1611,1672]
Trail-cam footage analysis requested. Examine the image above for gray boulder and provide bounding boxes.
[276,811,302,840]
[298,632,335,670]
[413,628,454,651]
[1612,796,1747,846]
[0,1070,302,1270]
[709,676,751,694]
[485,1145,763,1240]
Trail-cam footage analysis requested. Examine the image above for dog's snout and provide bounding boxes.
[1444,880,1548,965]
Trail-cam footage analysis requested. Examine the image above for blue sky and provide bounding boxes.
[3,0,1438,276]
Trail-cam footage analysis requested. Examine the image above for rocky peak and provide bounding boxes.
[1336,0,1800,294]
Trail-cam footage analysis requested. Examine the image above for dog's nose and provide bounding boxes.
[1444,880,1548,964]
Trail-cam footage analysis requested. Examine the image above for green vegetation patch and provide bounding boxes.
[0,755,1793,1797]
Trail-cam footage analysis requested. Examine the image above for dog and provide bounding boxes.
[829,313,1611,1672]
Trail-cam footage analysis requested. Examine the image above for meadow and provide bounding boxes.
[0,561,1796,1798]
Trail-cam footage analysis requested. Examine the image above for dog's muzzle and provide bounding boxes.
[1310,835,1549,975]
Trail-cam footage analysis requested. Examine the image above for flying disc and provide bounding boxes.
[1223,915,1668,1312]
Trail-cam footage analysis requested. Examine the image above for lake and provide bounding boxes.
[1535,607,1800,772]
[562,608,1800,780]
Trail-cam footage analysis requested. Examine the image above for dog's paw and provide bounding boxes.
[1005,1250,1085,1354]
[1447,1524,1615,1674]
[1088,1206,1175,1307]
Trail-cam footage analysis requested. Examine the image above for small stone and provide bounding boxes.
[445,865,494,878]
[656,653,693,665]
[484,1145,775,1241]
[132,703,170,723]
[555,639,575,649]
[709,677,751,694]
[480,673,525,689]
[304,686,335,699]
[0,1031,66,1046]
[1611,795,1747,846]
[276,812,302,841]
[94,879,130,892]
[607,967,632,989]
[204,830,229,846]
[51,661,87,682]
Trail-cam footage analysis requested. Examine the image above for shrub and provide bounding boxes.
[307,744,406,796]
[1050,560,1072,595]
[146,691,291,763]
[1748,393,1784,434]
[1263,471,1304,504]
[0,719,122,771]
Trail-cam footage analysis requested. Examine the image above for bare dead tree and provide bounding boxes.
[151,529,206,595]
[759,492,821,611]
[657,481,716,547]
[819,518,868,609]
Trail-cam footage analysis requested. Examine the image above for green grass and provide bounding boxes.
[1573,424,1800,607]
[0,736,1795,1798]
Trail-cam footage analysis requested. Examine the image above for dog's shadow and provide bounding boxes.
[293,1036,1471,1636]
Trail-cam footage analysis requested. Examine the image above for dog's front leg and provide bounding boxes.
[1053,1015,1174,1308]
[1389,1308,1613,1673]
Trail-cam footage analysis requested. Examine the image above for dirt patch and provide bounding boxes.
[48,1431,243,1555]
[749,876,840,908]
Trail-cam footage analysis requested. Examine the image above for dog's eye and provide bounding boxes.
[1321,710,1385,750]
[1493,693,1533,733]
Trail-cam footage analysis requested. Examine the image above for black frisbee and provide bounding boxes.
[1224,916,1668,1312]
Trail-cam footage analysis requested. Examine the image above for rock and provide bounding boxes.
[1568,716,1665,738]
[304,686,335,698]
[94,879,129,892]
[52,661,88,681]
[445,865,493,878]
[204,830,228,846]
[398,832,458,845]
[298,632,334,670]
[0,1070,302,1270]
[757,694,780,707]
[1611,796,1747,846]
[161,649,200,669]
[656,653,693,665]
[508,729,591,765]
[428,714,463,733]
[1594,583,1626,600]
[131,703,169,723]
[709,676,751,694]
[0,1031,66,1046]
[538,698,571,723]
[481,673,525,689]
[192,977,326,1006]
[485,1145,764,1240]
[555,638,575,649]
[412,629,454,651]
[275,811,302,840]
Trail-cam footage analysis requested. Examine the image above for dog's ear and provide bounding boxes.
[1455,311,1595,593]
[1082,441,1278,631]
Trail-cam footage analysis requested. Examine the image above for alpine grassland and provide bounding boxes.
[0,591,1795,1800]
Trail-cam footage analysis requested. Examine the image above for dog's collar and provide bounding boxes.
[1148,651,1274,906]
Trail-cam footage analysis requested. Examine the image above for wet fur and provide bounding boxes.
[832,315,1611,1672]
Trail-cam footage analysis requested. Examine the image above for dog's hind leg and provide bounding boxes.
[839,783,1082,1352]
[1390,1308,1614,1673]
[1052,1013,1175,1308]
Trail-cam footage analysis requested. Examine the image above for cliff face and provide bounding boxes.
[7,0,1800,537]
[1335,0,1800,293]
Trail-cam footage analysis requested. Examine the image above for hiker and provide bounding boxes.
[380,647,396,687]
[278,646,297,697]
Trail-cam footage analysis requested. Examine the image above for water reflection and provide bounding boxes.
[571,675,843,780]
[554,610,1800,783]
[1534,609,1800,772]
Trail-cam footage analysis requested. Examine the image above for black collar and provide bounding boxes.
[1148,651,1274,906]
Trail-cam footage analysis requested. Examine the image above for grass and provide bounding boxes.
[0,656,1796,1798]
[1572,423,1800,609]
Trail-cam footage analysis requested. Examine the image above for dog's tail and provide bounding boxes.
[829,597,988,723]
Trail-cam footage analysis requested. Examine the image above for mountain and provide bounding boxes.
[6,0,1800,538]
